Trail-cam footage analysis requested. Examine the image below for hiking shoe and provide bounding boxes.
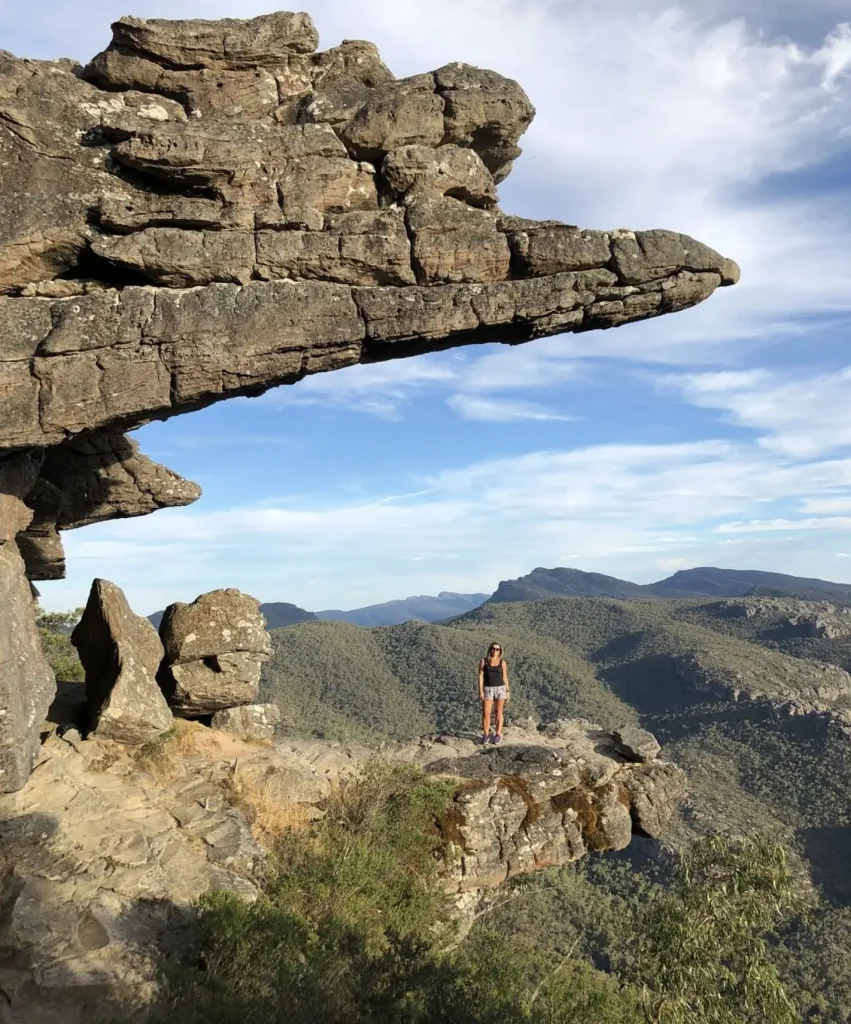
[493,734,502,745]
[481,733,491,745]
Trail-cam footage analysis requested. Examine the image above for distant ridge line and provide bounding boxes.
[488,565,851,605]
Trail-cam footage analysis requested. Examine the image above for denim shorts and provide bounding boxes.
[483,685,507,700]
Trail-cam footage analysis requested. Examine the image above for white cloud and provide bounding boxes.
[446,394,575,423]
[663,366,851,456]
[261,355,457,419]
[718,516,851,532]
[49,434,851,611]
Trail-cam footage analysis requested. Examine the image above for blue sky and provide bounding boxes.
[7,0,851,614]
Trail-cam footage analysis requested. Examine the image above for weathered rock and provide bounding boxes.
[623,763,688,838]
[85,13,319,117]
[0,12,737,464]
[613,725,661,763]
[0,730,260,1023]
[13,431,201,581]
[382,144,497,206]
[0,717,685,1019]
[426,724,685,892]
[0,543,55,792]
[407,197,511,284]
[72,579,173,745]
[159,589,272,716]
[211,703,282,741]
[0,451,41,541]
[255,211,415,286]
[434,62,535,182]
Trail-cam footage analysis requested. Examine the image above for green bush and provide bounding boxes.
[36,607,84,681]
[147,767,800,1024]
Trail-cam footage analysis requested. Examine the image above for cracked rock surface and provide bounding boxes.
[0,9,738,463]
[158,588,273,717]
[0,9,738,794]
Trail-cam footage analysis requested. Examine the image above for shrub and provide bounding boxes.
[149,773,799,1024]
[625,836,799,1024]
[36,606,84,681]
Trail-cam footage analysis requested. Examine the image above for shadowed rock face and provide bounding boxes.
[0,10,738,792]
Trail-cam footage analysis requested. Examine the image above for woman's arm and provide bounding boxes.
[502,660,510,699]
[478,660,485,700]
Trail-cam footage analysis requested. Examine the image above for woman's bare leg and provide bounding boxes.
[495,698,505,737]
[482,698,494,736]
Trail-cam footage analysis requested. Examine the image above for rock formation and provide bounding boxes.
[71,578,173,745]
[0,8,738,792]
[158,588,272,716]
[426,722,684,892]
[0,717,682,1021]
[0,543,55,793]
[714,597,851,640]
[211,702,282,740]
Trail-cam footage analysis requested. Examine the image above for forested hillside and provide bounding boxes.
[260,594,851,1020]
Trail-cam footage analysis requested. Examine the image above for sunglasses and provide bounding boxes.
[490,647,501,652]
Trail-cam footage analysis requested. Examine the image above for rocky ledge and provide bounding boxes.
[0,10,738,570]
[425,721,684,892]
[0,717,683,1023]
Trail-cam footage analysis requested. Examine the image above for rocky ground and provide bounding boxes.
[0,700,682,1024]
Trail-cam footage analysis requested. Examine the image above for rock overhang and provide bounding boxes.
[0,9,739,464]
[0,9,739,790]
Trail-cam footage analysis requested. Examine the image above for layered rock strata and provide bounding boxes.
[71,579,173,745]
[0,10,738,460]
[0,9,739,793]
[158,588,272,716]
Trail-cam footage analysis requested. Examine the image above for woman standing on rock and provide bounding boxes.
[478,642,510,744]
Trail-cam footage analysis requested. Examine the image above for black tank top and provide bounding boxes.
[482,659,503,687]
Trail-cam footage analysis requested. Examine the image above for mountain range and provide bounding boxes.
[489,565,851,603]
[257,590,851,1020]
[148,566,851,629]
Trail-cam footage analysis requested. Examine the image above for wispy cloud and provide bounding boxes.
[662,366,851,456]
[53,433,851,611]
[263,357,457,419]
[445,394,575,423]
[718,516,851,533]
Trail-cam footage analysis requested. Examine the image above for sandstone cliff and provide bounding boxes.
[0,11,737,787]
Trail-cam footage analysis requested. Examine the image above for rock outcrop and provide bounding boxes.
[0,543,55,793]
[425,721,685,892]
[673,648,851,706]
[713,597,851,640]
[71,579,173,745]
[0,717,682,1021]
[211,703,282,740]
[0,728,261,1024]
[158,589,272,716]
[0,9,739,792]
